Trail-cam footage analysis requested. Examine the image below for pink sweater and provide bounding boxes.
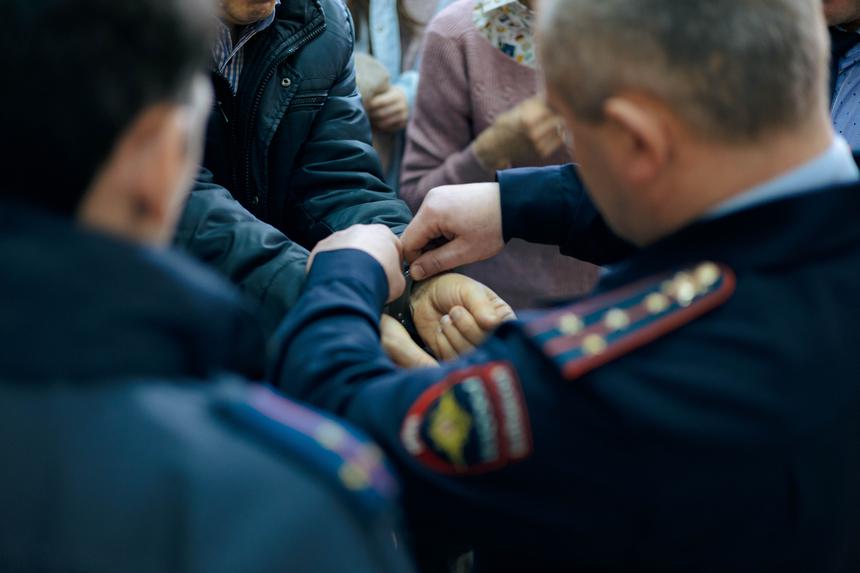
[400,0,598,309]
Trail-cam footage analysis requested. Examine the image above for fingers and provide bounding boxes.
[528,116,565,158]
[441,311,476,353]
[518,96,556,126]
[401,203,443,263]
[448,305,485,346]
[488,291,517,325]
[309,224,405,302]
[367,89,400,111]
[372,106,409,132]
[432,325,459,362]
[380,315,439,368]
[409,238,473,281]
[459,280,517,329]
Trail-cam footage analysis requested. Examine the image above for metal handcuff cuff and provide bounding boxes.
[383,265,422,343]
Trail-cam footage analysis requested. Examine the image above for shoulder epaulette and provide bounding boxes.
[524,261,736,380]
[216,386,398,514]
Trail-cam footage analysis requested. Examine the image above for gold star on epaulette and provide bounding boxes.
[524,262,736,380]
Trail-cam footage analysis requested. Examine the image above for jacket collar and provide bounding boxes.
[267,0,326,57]
[600,179,860,290]
[0,202,266,383]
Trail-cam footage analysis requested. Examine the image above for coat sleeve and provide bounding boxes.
[398,27,493,213]
[270,249,644,562]
[173,167,310,335]
[283,33,413,247]
[498,164,636,266]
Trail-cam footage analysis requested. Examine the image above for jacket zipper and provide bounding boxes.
[242,22,327,210]
[289,95,327,109]
[212,73,241,194]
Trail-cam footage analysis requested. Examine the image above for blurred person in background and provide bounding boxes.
[400,0,599,309]
[0,1,413,571]
[824,0,860,146]
[349,0,444,191]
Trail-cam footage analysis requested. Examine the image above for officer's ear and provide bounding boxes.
[600,94,673,188]
[77,102,192,246]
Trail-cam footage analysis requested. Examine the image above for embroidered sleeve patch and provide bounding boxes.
[400,362,532,476]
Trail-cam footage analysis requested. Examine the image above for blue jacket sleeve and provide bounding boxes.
[498,164,635,265]
[174,167,310,335]
[270,249,644,564]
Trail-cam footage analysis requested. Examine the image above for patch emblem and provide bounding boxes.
[401,362,532,475]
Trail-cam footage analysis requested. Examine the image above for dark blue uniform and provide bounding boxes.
[0,203,413,573]
[275,164,860,571]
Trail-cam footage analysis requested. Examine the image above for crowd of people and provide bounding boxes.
[1,0,859,571]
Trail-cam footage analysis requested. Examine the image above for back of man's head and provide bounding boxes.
[539,0,829,143]
[1,0,215,215]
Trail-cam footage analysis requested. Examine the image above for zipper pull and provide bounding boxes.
[217,100,230,124]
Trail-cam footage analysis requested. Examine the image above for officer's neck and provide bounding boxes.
[635,112,834,246]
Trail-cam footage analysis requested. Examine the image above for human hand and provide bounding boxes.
[472,96,565,170]
[410,273,515,361]
[367,85,409,133]
[401,182,504,281]
[380,315,439,368]
[308,224,405,303]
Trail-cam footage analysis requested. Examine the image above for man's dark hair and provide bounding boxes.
[1,0,215,214]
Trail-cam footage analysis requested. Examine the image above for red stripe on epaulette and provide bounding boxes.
[527,272,673,334]
[526,262,737,381]
[562,268,735,379]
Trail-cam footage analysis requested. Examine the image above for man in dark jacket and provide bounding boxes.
[175,0,512,352]
[0,1,412,571]
[270,0,860,570]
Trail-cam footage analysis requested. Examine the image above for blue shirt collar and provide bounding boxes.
[707,136,859,220]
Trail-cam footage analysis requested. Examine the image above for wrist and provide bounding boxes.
[384,266,419,341]
[306,249,390,312]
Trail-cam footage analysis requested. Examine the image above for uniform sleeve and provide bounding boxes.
[399,28,492,213]
[284,26,413,245]
[271,250,645,562]
[173,167,310,335]
[498,164,636,265]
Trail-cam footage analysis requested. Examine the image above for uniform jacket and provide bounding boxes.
[175,0,412,333]
[273,164,860,571]
[0,202,412,573]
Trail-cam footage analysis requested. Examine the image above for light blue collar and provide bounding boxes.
[707,136,859,220]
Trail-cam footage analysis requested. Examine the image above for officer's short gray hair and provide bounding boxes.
[538,0,829,142]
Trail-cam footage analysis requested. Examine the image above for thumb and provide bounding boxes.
[463,284,517,329]
[401,211,441,264]
[409,238,473,281]
[380,316,439,368]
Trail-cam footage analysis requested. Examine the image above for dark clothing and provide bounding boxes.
[0,203,412,573]
[175,0,412,334]
[274,166,860,571]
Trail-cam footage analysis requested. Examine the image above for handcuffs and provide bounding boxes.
[383,266,422,343]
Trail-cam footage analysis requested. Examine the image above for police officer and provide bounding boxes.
[0,2,411,571]
[273,0,860,570]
